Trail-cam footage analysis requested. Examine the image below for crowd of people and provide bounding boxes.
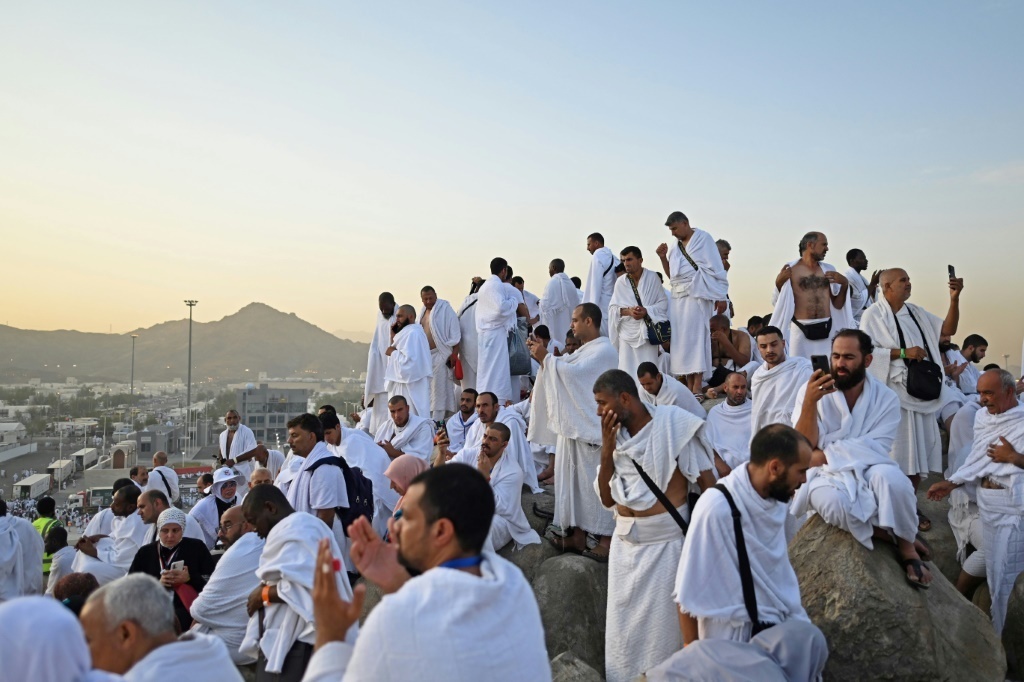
[1,211,1022,681]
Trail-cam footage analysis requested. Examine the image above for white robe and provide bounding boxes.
[300,553,550,682]
[45,545,76,595]
[529,336,618,534]
[677,463,809,642]
[475,275,518,402]
[374,414,435,462]
[844,267,872,325]
[365,308,398,434]
[861,299,949,474]
[705,400,753,469]
[951,350,981,395]
[0,516,43,600]
[274,454,304,499]
[791,375,917,547]
[385,323,432,418]
[219,424,257,496]
[256,449,286,481]
[334,427,400,538]
[190,531,265,664]
[240,512,357,674]
[457,294,480,392]
[454,408,541,493]
[768,259,854,359]
[125,631,242,682]
[286,442,349,569]
[189,494,238,549]
[540,272,579,346]
[749,356,813,436]
[146,465,180,503]
[522,288,541,321]
[584,246,619,336]
[420,299,461,420]
[84,507,115,537]
[667,229,729,375]
[70,512,149,585]
[609,268,669,377]
[639,372,706,421]
[948,405,1024,634]
[598,404,714,682]
[452,452,541,551]
[444,410,478,454]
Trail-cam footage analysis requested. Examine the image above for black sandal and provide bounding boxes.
[900,557,931,590]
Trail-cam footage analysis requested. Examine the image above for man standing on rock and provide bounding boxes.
[791,330,932,589]
[929,369,1024,634]
[676,424,814,646]
[594,369,715,682]
[419,286,461,422]
[385,304,433,418]
[528,303,618,561]
[365,292,398,434]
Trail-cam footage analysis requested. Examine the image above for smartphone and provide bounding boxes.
[948,264,956,279]
[811,355,831,377]
[171,560,184,572]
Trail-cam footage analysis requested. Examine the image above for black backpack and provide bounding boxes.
[306,456,374,536]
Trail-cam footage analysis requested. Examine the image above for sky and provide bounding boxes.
[2,2,1022,370]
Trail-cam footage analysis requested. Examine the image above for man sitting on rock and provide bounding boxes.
[593,369,715,682]
[791,329,932,589]
[929,369,1024,634]
[636,361,706,420]
[676,424,814,645]
[704,372,753,477]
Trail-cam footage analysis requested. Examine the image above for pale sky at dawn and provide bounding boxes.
[2,2,1022,369]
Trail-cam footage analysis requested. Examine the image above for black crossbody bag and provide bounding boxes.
[892,307,943,401]
[714,484,776,636]
[626,275,672,346]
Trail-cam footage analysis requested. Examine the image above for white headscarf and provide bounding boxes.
[157,508,188,548]
[0,596,124,681]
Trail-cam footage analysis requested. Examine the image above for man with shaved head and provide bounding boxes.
[541,258,578,346]
[385,303,433,417]
[768,231,853,359]
[861,267,963,530]
[365,292,399,434]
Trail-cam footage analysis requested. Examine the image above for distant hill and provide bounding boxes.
[332,329,374,344]
[0,303,368,383]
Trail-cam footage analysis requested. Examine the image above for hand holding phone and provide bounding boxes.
[811,355,831,377]
[948,264,956,279]
[171,560,184,572]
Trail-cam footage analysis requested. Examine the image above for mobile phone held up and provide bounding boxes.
[811,354,831,377]
[948,264,956,279]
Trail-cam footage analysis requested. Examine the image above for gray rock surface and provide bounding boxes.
[550,651,604,682]
[533,554,608,677]
[790,515,1005,681]
[974,573,1024,680]
[916,473,959,584]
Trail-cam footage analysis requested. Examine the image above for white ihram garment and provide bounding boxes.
[385,323,432,418]
[125,631,242,681]
[749,356,813,435]
[190,531,265,664]
[791,376,918,547]
[240,512,357,673]
[146,465,180,503]
[945,398,984,575]
[677,463,808,642]
[768,259,854,359]
[705,400,753,469]
[861,300,950,474]
[420,299,461,420]
[444,410,478,455]
[45,545,76,595]
[845,267,872,325]
[530,336,618,535]
[948,404,1024,634]
[540,272,578,345]
[447,452,539,551]
[374,414,435,462]
[598,404,714,682]
[608,268,669,377]
[300,553,550,682]
[584,246,619,336]
[457,294,480,392]
[365,308,398,434]
[70,513,149,585]
[475,275,518,403]
[667,229,729,375]
[639,371,706,421]
[0,516,43,600]
[220,424,257,498]
[333,427,400,538]
[454,407,541,493]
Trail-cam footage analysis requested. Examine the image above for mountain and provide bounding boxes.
[332,329,374,344]
[0,303,369,383]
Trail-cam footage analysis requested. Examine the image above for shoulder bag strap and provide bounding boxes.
[676,241,699,271]
[902,306,934,360]
[156,469,173,499]
[627,276,655,329]
[631,459,687,534]
[458,300,477,318]
[713,484,760,629]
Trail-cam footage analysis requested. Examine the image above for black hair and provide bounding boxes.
[286,413,325,442]
[36,496,56,517]
[489,257,508,276]
[833,328,873,357]
[319,412,341,431]
[750,424,809,467]
[576,302,602,328]
[409,464,495,554]
[593,368,640,399]
[636,361,659,378]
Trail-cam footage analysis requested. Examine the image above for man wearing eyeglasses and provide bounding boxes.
[190,505,265,666]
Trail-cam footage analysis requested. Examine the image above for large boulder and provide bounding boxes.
[790,515,1005,681]
[523,488,556,535]
[533,554,608,676]
[916,474,960,584]
[550,651,603,682]
[499,536,561,583]
[974,574,1024,680]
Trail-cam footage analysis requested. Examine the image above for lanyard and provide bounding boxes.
[438,556,483,570]
[158,545,181,572]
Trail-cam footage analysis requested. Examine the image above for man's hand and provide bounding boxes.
[599,408,620,449]
[804,370,835,405]
[714,301,728,315]
[655,243,668,258]
[775,264,792,289]
[946,361,968,379]
[810,448,827,468]
[927,480,958,501]
[378,439,400,459]
[869,270,882,287]
[76,536,98,558]
[385,345,396,356]
[527,336,548,364]
[312,538,364,651]
[630,306,646,320]
[349,412,361,424]
[988,437,1022,467]
[246,584,264,617]
[904,346,927,361]
[349,516,409,594]
[704,387,719,400]
[476,452,495,478]
[824,271,848,287]
[710,329,730,346]
[949,277,964,299]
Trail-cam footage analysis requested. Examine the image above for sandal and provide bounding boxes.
[533,501,555,521]
[900,557,931,590]
[582,546,610,564]
[917,510,932,533]
[546,531,584,554]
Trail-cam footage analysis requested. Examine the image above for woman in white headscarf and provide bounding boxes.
[0,596,123,681]
[187,466,245,548]
[129,508,214,630]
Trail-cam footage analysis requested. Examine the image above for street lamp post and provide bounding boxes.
[56,391,62,460]
[130,333,139,468]
[185,300,198,466]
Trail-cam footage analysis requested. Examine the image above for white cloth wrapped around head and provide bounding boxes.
[158,507,188,532]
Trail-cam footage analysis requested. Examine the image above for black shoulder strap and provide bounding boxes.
[631,459,687,534]
[306,455,348,474]
[676,240,699,271]
[714,484,760,629]
[458,299,477,318]
[156,469,173,499]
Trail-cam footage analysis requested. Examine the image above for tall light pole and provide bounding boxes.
[130,333,139,468]
[185,300,198,465]
[56,391,62,460]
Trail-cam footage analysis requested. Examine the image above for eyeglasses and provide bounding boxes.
[216,522,235,533]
